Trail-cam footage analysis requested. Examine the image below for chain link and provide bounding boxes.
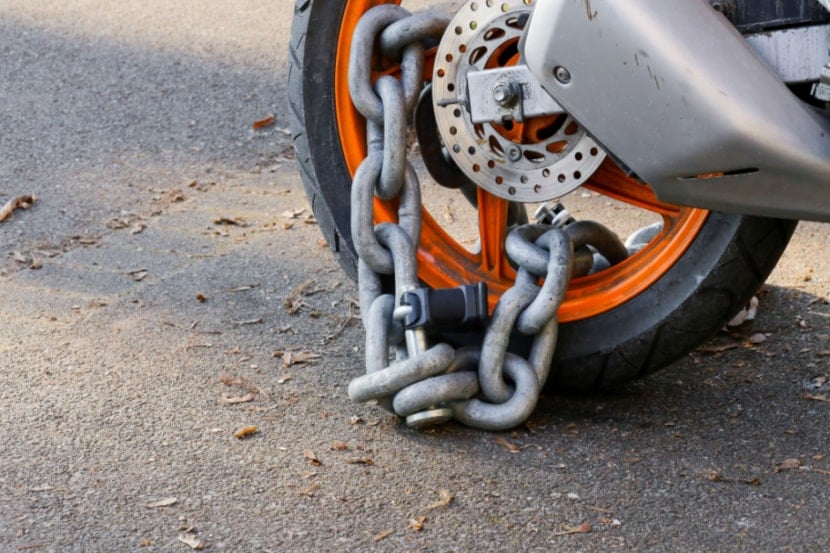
[344,6,628,431]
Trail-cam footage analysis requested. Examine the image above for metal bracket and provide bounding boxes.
[466,65,564,124]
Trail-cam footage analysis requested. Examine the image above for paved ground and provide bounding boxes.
[1,2,828,552]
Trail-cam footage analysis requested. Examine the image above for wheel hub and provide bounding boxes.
[431,0,606,202]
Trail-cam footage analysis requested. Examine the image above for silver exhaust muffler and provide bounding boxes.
[522,0,830,221]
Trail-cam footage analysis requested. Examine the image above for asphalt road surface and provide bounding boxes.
[1,2,828,551]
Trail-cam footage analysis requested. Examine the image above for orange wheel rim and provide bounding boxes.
[335,0,709,322]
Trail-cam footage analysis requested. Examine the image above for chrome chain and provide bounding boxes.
[345,5,628,431]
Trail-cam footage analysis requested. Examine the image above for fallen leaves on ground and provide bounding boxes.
[372,530,393,542]
[304,450,321,466]
[273,350,321,368]
[494,436,521,453]
[252,113,276,130]
[0,195,36,223]
[746,333,768,345]
[234,426,259,439]
[346,457,373,465]
[408,516,427,531]
[803,392,829,402]
[775,458,802,473]
[217,393,255,406]
[128,269,149,282]
[234,317,263,326]
[423,489,453,512]
[145,497,177,508]
[297,483,320,497]
[701,469,761,486]
[330,441,349,451]
[213,216,248,227]
[178,532,204,550]
[696,343,740,355]
[553,522,593,536]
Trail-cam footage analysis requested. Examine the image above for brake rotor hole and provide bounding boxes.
[575,152,583,161]
[501,3,510,12]
[487,159,497,169]
[542,168,550,178]
[520,175,529,184]
[437,68,445,78]
[453,108,461,117]
[590,146,599,156]
[446,53,454,62]
[453,144,461,153]
[459,44,467,53]
[470,21,478,30]
[470,46,487,65]
[565,121,580,135]
[455,26,463,35]
[468,146,476,155]
[473,164,481,172]
[488,136,504,156]
[508,186,516,195]
[471,2,479,10]
[449,126,457,135]
[523,150,545,163]
[546,140,568,154]
[495,176,504,184]
[448,83,455,92]
[534,184,541,193]
[558,174,566,183]
[483,28,506,41]
[573,171,582,179]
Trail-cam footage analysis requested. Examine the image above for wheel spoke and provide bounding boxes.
[476,188,510,275]
[584,160,681,216]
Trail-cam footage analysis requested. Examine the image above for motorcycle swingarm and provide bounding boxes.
[522,0,830,222]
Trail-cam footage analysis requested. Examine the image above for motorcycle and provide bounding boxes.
[288,0,830,428]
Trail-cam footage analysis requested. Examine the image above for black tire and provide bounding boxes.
[288,0,797,391]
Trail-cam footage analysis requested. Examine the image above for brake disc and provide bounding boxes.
[431,0,606,202]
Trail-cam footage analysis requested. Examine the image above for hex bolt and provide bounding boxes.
[492,79,520,107]
[507,145,523,162]
[554,66,572,84]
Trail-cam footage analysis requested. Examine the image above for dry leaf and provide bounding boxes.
[213,216,248,227]
[747,333,767,345]
[330,441,349,451]
[280,208,306,219]
[803,392,829,403]
[13,251,28,263]
[495,436,520,453]
[347,457,373,465]
[304,450,321,466]
[424,489,454,512]
[297,483,320,497]
[252,113,276,130]
[128,269,149,282]
[553,522,592,536]
[178,532,204,550]
[234,426,259,439]
[0,195,36,223]
[277,375,293,384]
[409,516,427,531]
[775,458,801,473]
[234,318,263,326]
[145,497,177,508]
[372,530,393,542]
[697,343,739,355]
[218,393,255,406]
[275,350,321,368]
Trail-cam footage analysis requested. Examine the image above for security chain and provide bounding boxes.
[345,6,629,431]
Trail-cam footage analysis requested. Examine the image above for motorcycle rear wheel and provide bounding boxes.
[288,0,797,391]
